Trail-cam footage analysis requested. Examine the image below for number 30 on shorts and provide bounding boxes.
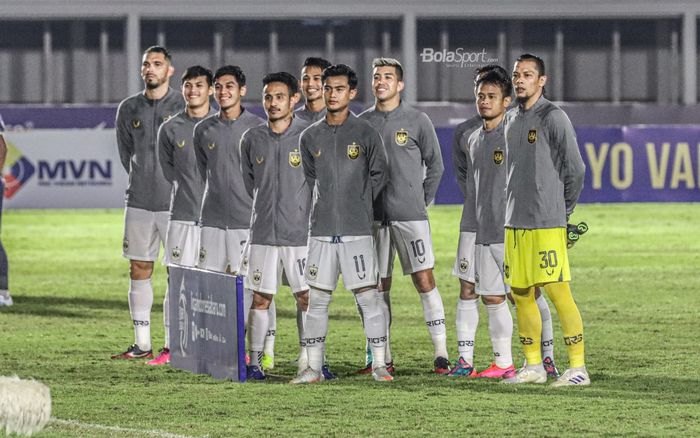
[538,250,558,269]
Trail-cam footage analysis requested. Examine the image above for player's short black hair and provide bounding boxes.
[303,57,332,71]
[516,53,546,76]
[181,65,213,86]
[473,64,507,83]
[475,68,513,98]
[322,64,358,90]
[372,57,404,81]
[213,65,246,87]
[263,72,299,95]
[143,45,171,61]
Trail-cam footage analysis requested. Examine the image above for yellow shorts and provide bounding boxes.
[504,227,570,289]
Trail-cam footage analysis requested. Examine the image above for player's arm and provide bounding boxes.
[452,128,471,196]
[550,110,585,219]
[239,131,255,198]
[157,123,176,183]
[115,103,133,173]
[193,124,207,184]
[299,133,315,188]
[367,128,389,200]
[418,113,444,205]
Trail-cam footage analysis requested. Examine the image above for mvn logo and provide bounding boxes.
[3,142,35,199]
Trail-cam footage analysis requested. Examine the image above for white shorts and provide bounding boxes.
[452,231,476,283]
[305,236,378,291]
[164,220,200,267]
[374,220,435,277]
[247,244,308,294]
[475,243,509,296]
[197,227,249,274]
[122,207,169,261]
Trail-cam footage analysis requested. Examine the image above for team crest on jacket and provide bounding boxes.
[207,142,216,150]
[177,140,186,148]
[347,142,360,160]
[395,129,409,146]
[131,119,141,129]
[289,149,301,168]
[527,129,537,144]
[493,148,504,165]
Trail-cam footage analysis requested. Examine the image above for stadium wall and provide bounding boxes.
[2,105,698,209]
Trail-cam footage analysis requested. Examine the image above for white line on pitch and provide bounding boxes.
[50,418,207,438]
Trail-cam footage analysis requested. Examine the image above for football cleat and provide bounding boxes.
[551,367,590,387]
[111,344,153,360]
[261,353,275,371]
[321,363,337,380]
[371,366,394,382]
[448,357,476,377]
[356,363,373,375]
[476,363,516,379]
[433,357,452,375]
[0,294,13,307]
[246,365,266,381]
[501,364,547,384]
[146,348,170,366]
[290,367,325,384]
[543,356,560,378]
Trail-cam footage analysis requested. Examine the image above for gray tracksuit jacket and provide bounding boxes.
[300,114,388,237]
[465,121,508,245]
[158,109,215,222]
[504,97,585,229]
[116,88,185,211]
[193,109,264,229]
[452,115,483,233]
[295,106,326,124]
[240,117,312,246]
[359,101,444,222]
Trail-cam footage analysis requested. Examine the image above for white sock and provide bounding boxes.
[378,290,392,363]
[163,286,170,349]
[536,293,555,359]
[264,298,276,357]
[486,300,514,368]
[297,305,308,373]
[456,298,479,364]
[419,287,448,359]
[356,289,387,369]
[304,288,332,372]
[128,279,153,351]
[248,308,268,368]
[243,288,253,328]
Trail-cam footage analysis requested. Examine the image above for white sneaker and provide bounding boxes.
[551,367,590,387]
[502,364,547,384]
[290,367,325,385]
[371,366,394,382]
[0,294,13,307]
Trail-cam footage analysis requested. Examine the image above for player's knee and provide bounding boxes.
[251,292,273,310]
[379,277,392,292]
[412,269,435,293]
[130,260,153,280]
[481,294,506,305]
[511,286,533,297]
[459,280,476,300]
[295,290,309,311]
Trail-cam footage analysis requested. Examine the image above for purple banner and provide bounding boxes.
[437,124,700,204]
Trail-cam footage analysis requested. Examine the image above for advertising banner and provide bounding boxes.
[2,129,128,208]
[168,267,246,382]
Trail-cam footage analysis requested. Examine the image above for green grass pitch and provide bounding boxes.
[1,204,699,437]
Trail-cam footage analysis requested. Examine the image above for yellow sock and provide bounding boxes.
[543,282,585,368]
[511,287,542,366]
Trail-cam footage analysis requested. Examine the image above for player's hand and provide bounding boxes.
[566,222,589,249]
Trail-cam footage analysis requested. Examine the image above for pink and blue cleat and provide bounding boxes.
[475,363,516,379]
[146,348,171,366]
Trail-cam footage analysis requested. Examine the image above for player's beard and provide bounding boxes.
[145,76,167,90]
